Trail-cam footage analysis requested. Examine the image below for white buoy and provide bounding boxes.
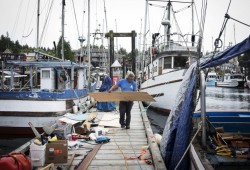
[154,133,162,146]
[73,105,78,113]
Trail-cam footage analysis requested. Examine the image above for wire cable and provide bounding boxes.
[72,0,80,38]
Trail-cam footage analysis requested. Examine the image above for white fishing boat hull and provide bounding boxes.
[216,80,238,87]
[140,69,186,112]
[216,73,245,88]
[0,95,89,137]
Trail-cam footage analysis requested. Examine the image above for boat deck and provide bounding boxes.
[14,102,166,170]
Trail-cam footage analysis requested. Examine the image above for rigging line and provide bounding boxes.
[147,3,152,45]
[95,0,98,31]
[194,3,201,37]
[148,3,165,8]
[174,121,202,170]
[39,0,51,46]
[157,2,167,34]
[81,0,86,36]
[174,4,191,13]
[24,2,36,39]
[200,0,208,53]
[21,0,31,45]
[39,0,54,47]
[171,6,191,53]
[214,0,232,51]
[200,0,207,38]
[22,29,33,38]
[11,0,23,40]
[226,14,250,28]
[72,0,80,38]
[40,0,50,15]
[103,0,108,31]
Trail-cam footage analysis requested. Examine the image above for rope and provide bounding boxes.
[11,0,23,40]
[213,0,232,52]
[125,130,144,170]
[21,0,31,45]
[39,0,54,47]
[111,132,129,170]
[174,121,202,170]
[72,0,80,38]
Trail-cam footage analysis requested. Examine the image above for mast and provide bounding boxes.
[61,0,65,61]
[36,0,40,59]
[87,0,91,84]
[103,0,110,73]
[166,1,171,46]
[192,0,194,47]
[142,0,148,81]
[161,1,171,50]
[115,19,118,53]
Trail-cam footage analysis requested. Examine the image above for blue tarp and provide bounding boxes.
[160,36,250,170]
[96,76,116,111]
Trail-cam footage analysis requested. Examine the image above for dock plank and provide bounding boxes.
[87,165,154,170]
[22,102,165,170]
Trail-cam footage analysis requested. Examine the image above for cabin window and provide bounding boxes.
[42,70,50,79]
[163,57,171,69]
[173,56,188,69]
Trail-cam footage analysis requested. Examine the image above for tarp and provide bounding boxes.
[97,75,116,111]
[160,36,250,170]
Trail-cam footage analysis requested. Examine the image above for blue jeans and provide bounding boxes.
[119,101,133,127]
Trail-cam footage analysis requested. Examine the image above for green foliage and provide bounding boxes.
[0,34,55,54]
[118,47,128,55]
[238,50,250,75]
[57,36,75,62]
[238,50,250,68]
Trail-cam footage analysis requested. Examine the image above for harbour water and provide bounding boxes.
[0,87,249,155]
[147,86,250,135]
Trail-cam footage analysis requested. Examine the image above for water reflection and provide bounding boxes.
[206,87,250,110]
[147,87,250,134]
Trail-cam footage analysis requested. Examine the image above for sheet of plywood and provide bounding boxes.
[98,113,120,127]
[89,92,155,102]
[81,112,98,129]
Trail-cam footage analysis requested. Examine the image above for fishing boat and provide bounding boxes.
[140,1,199,113]
[216,73,245,88]
[160,34,250,169]
[206,71,218,86]
[0,0,97,137]
[0,52,95,137]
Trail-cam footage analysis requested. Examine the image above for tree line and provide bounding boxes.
[0,33,75,61]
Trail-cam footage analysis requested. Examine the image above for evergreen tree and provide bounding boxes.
[57,36,75,61]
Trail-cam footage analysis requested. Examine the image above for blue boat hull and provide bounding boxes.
[193,111,250,133]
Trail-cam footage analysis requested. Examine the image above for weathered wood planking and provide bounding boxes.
[87,165,154,170]
[82,102,155,169]
[89,92,155,102]
[48,102,164,170]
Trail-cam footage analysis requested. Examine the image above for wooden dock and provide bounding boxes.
[14,102,166,170]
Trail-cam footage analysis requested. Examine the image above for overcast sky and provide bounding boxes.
[0,0,249,53]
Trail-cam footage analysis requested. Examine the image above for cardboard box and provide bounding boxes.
[46,140,68,164]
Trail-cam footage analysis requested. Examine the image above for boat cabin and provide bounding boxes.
[143,53,195,80]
